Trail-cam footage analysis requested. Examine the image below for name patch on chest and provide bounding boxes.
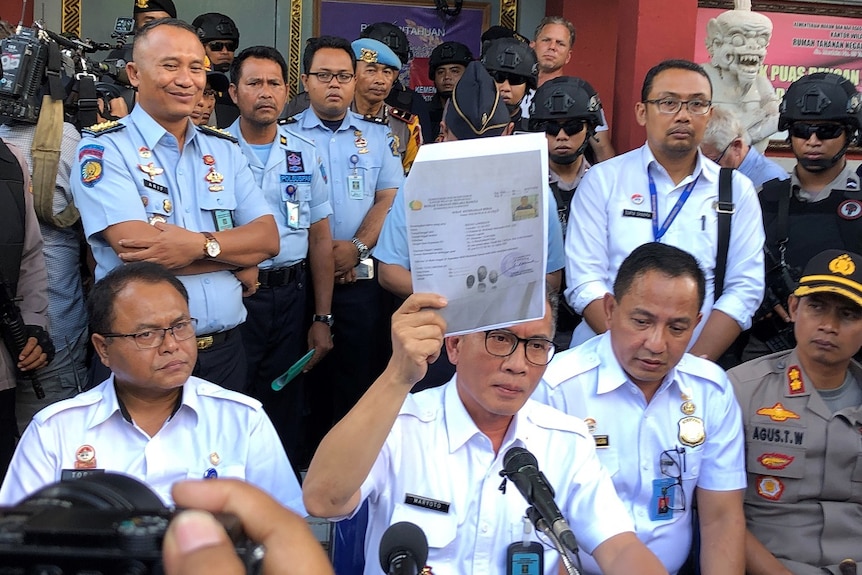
[61,468,105,481]
[622,209,652,219]
[752,426,804,445]
[404,493,450,513]
[143,179,169,194]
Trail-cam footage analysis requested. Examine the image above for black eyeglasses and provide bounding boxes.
[643,98,712,115]
[790,122,845,140]
[306,71,355,84]
[207,41,237,53]
[488,71,528,86]
[529,119,585,136]
[101,319,198,350]
[658,447,686,512]
[484,330,556,366]
[706,141,732,164]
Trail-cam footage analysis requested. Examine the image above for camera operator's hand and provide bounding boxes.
[18,335,49,372]
[163,479,334,575]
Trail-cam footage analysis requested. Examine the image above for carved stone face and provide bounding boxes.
[707,11,772,84]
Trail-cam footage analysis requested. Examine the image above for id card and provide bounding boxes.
[213,209,235,231]
[348,174,364,199]
[649,477,678,521]
[507,541,543,575]
[286,201,300,229]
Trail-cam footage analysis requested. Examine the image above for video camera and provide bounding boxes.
[0,473,263,574]
[0,26,49,123]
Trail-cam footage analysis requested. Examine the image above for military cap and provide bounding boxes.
[351,38,402,70]
[444,61,510,140]
[795,249,862,307]
[133,0,176,18]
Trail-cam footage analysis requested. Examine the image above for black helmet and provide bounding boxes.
[529,76,604,129]
[192,12,240,44]
[480,38,538,91]
[428,41,473,81]
[779,72,862,132]
[361,22,410,66]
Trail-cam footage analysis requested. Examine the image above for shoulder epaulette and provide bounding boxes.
[360,113,388,126]
[388,106,415,123]
[197,124,238,143]
[278,116,299,125]
[82,120,126,137]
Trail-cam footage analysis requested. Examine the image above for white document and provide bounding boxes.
[405,132,548,335]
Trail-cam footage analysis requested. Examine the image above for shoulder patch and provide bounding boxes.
[278,116,299,125]
[82,120,126,137]
[388,106,415,123]
[360,113,388,126]
[197,124,239,143]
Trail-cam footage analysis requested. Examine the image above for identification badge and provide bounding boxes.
[507,541,543,575]
[61,468,105,481]
[212,209,235,231]
[678,416,706,447]
[348,174,364,199]
[286,201,300,229]
[649,478,678,521]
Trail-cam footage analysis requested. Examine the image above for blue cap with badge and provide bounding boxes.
[351,38,402,70]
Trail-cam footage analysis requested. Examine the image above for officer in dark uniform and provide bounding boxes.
[132,0,176,30]
[480,37,538,131]
[192,12,241,128]
[427,41,473,142]
[360,22,433,145]
[748,72,862,359]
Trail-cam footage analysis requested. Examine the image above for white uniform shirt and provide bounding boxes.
[533,332,747,574]
[348,377,634,575]
[0,376,305,515]
[565,144,765,348]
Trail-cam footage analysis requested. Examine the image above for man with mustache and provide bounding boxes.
[565,59,764,364]
[225,46,334,472]
[534,242,747,575]
[729,249,862,575]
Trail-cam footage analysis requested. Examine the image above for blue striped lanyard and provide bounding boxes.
[649,171,700,241]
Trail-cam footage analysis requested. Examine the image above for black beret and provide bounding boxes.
[133,0,177,18]
[445,61,510,140]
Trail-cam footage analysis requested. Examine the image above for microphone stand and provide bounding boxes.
[527,507,581,575]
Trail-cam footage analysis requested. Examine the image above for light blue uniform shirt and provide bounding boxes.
[227,119,332,267]
[71,106,271,335]
[738,146,789,190]
[375,185,565,274]
[291,109,404,241]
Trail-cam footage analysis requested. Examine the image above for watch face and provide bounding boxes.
[206,240,221,258]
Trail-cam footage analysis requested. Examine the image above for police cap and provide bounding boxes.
[133,0,177,18]
[444,61,511,140]
[794,249,862,308]
[351,38,402,70]
[428,41,473,80]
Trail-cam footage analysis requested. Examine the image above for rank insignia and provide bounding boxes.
[81,159,103,187]
[280,135,287,146]
[205,169,224,184]
[202,154,215,166]
[138,162,164,180]
[757,452,794,470]
[756,476,784,501]
[678,416,705,447]
[287,151,304,172]
[756,402,800,422]
[75,444,97,469]
[138,146,152,158]
[787,365,806,395]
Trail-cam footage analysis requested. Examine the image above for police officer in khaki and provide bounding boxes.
[729,249,862,575]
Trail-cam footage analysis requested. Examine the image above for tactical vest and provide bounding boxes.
[760,178,862,273]
[0,142,26,294]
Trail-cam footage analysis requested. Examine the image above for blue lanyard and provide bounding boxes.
[648,171,700,241]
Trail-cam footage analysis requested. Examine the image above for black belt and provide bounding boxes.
[258,261,305,288]
[196,327,236,351]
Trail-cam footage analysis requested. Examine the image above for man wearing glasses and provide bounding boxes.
[534,242,747,575]
[565,59,765,363]
[0,262,304,516]
[480,37,538,131]
[748,73,862,360]
[192,12,241,127]
[304,290,669,575]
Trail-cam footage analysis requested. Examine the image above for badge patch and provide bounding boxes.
[756,402,800,422]
[787,365,806,395]
[583,417,597,433]
[678,416,705,447]
[404,493,450,513]
[286,151,304,172]
[138,146,152,159]
[839,200,862,220]
[75,444,97,469]
[210,452,221,465]
[78,144,104,161]
[594,435,609,448]
[202,154,215,166]
[757,452,795,470]
[206,169,224,184]
[631,193,644,205]
[756,476,784,500]
[81,159,103,187]
[138,162,164,180]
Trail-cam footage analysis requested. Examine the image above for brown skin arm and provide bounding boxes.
[378,262,413,299]
[104,216,279,271]
[688,310,741,361]
[743,530,794,575]
[304,218,335,371]
[581,298,609,335]
[697,488,745,575]
[591,532,669,575]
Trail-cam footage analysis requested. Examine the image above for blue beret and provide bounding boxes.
[351,38,402,70]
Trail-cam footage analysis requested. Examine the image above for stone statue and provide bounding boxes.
[704,0,779,152]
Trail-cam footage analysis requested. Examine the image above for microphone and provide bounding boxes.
[503,446,579,553]
[379,521,429,575]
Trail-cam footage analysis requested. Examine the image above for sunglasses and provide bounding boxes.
[790,122,845,140]
[208,41,237,52]
[530,119,586,136]
[489,71,528,86]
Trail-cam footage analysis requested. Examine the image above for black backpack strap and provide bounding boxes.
[715,168,734,301]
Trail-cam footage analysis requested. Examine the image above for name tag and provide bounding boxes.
[143,179,169,194]
[61,468,105,480]
[404,493,450,513]
[622,209,652,219]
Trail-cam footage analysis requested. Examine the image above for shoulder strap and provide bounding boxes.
[31,95,80,228]
[714,167,734,301]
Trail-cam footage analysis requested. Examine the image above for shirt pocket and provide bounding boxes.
[390,501,458,551]
[354,155,382,199]
[197,185,238,214]
[746,442,805,504]
[279,173,313,229]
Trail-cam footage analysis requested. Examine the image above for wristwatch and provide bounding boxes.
[203,231,221,258]
[351,237,371,260]
[312,314,334,327]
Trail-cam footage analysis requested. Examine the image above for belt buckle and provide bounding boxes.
[196,335,214,350]
[713,201,735,214]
